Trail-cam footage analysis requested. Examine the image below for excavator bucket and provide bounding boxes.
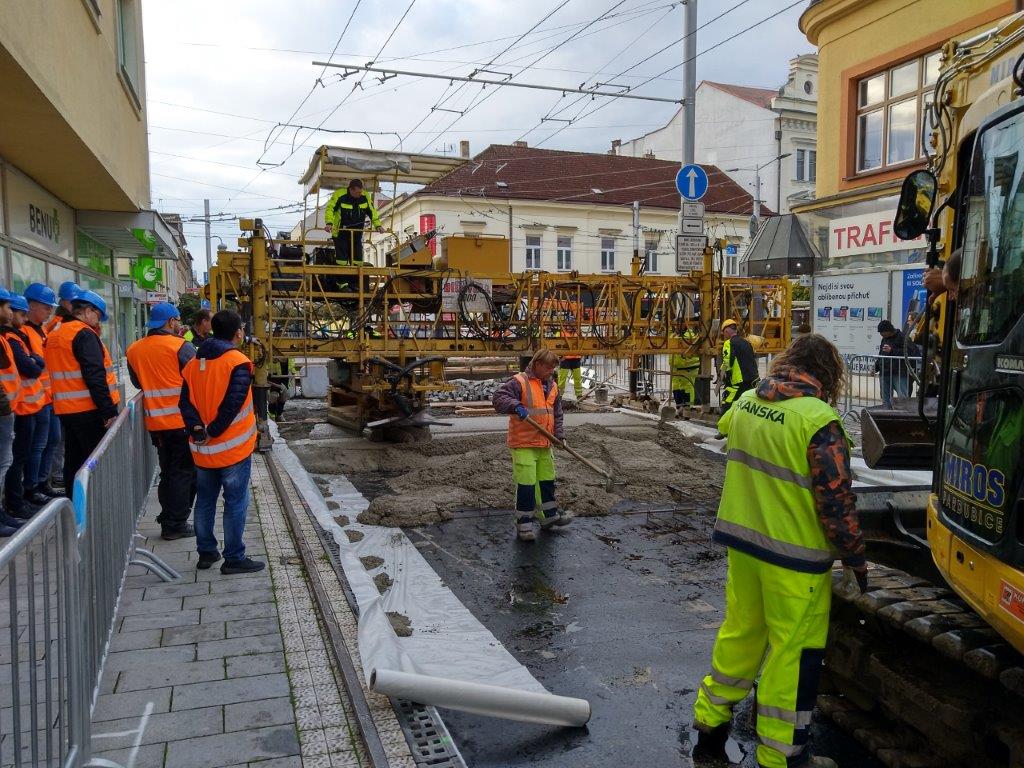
[860,407,936,470]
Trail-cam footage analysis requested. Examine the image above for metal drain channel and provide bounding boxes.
[305,496,468,767]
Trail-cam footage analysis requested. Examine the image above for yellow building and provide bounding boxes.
[0,0,179,353]
[792,0,1017,354]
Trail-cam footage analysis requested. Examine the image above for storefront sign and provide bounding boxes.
[132,257,163,289]
[5,167,73,260]
[812,271,891,360]
[829,211,926,258]
[891,266,927,334]
[146,291,168,305]
[419,214,437,256]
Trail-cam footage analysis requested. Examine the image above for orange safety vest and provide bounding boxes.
[181,349,257,468]
[507,372,558,449]
[3,330,45,416]
[45,320,121,416]
[0,335,21,408]
[560,330,581,362]
[44,314,65,335]
[22,323,51,406]
[126,334,187,431]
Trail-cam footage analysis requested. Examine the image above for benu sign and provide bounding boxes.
[828,211,926,258]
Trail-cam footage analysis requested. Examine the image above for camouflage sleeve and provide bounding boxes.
[807,422,865,569]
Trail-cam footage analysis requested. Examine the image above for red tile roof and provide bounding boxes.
[702,80,779,110]
[418,144,772,216]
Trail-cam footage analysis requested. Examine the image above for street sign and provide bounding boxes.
[676,235,707,272]
[675,164,709,201]
[682,201,705,218]
[680,217,704,235]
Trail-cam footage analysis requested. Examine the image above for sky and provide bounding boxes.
[142,0,812,276]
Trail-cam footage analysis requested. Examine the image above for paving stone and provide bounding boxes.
[164,724,299,768]
[227,617,279,638]
[93,687,172,722]
[119,587,147,605]
[91,743,166,768]
[144,581,211,600]
[118,596,184,616]
[108,629,163,653]
[172,673,290,710]
[184,589,276,610]
[90,704,224,750]
[197,633,283,660]
[227,651,286,678]
[210,576,272,594]
[121,609,201,632]
[117,659,225,692]
[162,622,226,646]
[224,696,295,732]
[200,601,277,623]
[105,645,196,671]
[249,758,302,768]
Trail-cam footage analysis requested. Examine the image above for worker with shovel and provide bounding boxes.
[492,348,572,541]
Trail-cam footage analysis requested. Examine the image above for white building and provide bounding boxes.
[612,54,819,215]
[368,143,767,277]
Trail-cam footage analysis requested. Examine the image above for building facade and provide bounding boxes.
[370,144,767,277]
[612,55,819,215]
[794,0,1018,356]
[0,0,178,355]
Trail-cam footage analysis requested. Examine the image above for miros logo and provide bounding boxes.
[29,205,61,243]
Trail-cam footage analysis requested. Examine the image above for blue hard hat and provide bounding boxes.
[72,290,108,322]
[24,282,58,307]
[0,288,9,303]
[58,281,81,302]
[147,302,180,329]
[9,295,29,313]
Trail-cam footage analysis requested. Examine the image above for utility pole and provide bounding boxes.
[752,166,762,239]
[679,0,697,236]
[203,198,212,285]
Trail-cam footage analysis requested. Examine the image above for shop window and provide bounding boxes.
[556,235,572,271]
[645,237,659,273]
[855,51,939,173]
[77,231,113,276]
[11,251,46,295]
[48,262,77,292]
[117,0,142,107]
[525,235,541,270]
[600,237,615,272]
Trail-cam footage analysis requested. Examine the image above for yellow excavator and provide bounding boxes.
[824,12,1024,767]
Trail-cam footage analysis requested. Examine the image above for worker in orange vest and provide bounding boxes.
[22,283,62,502]
[0,289,26,536]
[557,325,584,400]
[43,281,79,335]
[2,295,47,518]
[491,348,572,541]
[127,302,198,541]
[179,310,264,575]
[44,290,121,494]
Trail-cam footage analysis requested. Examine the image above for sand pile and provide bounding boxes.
[293,423,724,528]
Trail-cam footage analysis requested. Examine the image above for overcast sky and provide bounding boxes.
[142,0,811,273]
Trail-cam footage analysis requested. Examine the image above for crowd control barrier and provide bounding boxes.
[840,354,923,418]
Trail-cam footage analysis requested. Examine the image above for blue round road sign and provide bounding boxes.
[676,164,709,201]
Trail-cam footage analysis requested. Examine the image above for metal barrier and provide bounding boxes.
[842,354,922,417]
[0,498,86,768]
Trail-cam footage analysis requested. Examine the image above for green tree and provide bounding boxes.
[177,292,202,323]
[792,284,810,302]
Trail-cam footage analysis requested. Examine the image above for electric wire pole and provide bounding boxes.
[204,198,212,284]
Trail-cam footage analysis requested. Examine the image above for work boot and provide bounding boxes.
[221,557,266,575]
[161,524,196,541]
[689,723,730,762]
[538,509,572,529]
[516,516,537,542]
[24,491,50,506]
[37,484,64,499]
[0,509,25,529]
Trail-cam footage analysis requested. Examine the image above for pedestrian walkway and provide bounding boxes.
[89,454,415,768]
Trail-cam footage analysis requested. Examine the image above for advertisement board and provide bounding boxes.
[828,210,927,259]
[890,266,927,335]
[441,278,492,313]
[812,271,891,359]
[5,167,74,260]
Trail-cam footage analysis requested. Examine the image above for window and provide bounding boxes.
[855,51,940,173]
[117,0,142,106]
[645,237,659,273]
[525,235,541,270]
[12,251,47,295]
[808,150,816,182]
[795,149,817,182]
[725,251,739,276]
[600,237,615,271]
[796,150,806,181]
[556,235,572,271]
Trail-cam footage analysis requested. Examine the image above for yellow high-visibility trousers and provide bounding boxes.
[693,548,831,768]
[557,366,583,399]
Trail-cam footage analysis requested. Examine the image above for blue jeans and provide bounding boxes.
[880,374,908,409]
[26,405,58,490]
[194,457,251,562]
[0,413,14,506]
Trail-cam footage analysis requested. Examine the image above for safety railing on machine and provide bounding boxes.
[841,354,923,418]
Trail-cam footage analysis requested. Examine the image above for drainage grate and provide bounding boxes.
[309,516,467,768]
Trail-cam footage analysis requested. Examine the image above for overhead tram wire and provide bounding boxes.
[535,0,806,147]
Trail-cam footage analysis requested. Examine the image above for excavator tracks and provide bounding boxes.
[821,565,1024,767]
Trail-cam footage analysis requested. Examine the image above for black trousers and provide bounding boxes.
[59,411,107,496]
[5,414,35,513]
[333,230,364,265]
[151,429,196,531]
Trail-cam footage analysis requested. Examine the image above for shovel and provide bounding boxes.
[523,416,625,492]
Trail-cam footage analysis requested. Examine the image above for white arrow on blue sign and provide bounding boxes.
[675,164,709,201]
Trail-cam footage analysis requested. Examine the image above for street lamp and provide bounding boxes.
[726,153,792,237]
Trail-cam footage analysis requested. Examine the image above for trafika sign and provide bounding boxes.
[829,211,926,258]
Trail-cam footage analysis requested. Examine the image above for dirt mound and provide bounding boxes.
[297,423,724,528]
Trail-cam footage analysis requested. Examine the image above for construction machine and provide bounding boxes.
[821,13,1024,767]
[203,145,792,444]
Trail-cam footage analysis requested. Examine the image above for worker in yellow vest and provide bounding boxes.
[183,309,212,346]
[127,303,198,541]
[180,310,264,575]
[718,319,758,415]
[492,348,572,541]
[44,290,121,494]
[690,334,866,768]
[556,326,584,400]
[22,284,62,502]
[670,327,701,409]
[3,294,47,517]
[0,289,26,536]
[324,178,383,265]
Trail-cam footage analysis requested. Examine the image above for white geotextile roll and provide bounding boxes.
[369,668,592,727]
